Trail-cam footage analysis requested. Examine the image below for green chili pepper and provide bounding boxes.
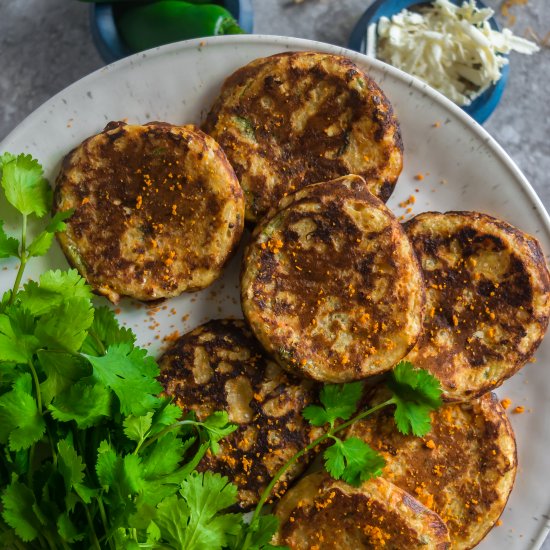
[79,0,220,4]
[116,1,244,52]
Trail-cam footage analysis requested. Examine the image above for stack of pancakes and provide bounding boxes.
[54,52,550,549]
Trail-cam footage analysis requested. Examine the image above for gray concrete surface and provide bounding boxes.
[0,1,549,547]
[1,0,549,210]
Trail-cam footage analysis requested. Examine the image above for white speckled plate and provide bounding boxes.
[0,35,549,549]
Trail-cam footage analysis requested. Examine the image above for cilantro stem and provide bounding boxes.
[28,360,42,413]
[97,494,115,550]
[82,500,102,550]
[35,532,49,550]
[8,213,28,307]
[42,530,59,550]
[240,397,395,550]
[138,420,200,452]
[72,430,115,550]
[331,398,395,435]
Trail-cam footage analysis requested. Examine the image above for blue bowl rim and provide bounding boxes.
[347,0,509,124]
[90,0,254,65]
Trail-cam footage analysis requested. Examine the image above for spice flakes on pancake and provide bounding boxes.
[274,472,450,549]
[204,51,403,222]
[348,390,517,550]
[241,175,425,383]
[404,211,550,401]
[54,121,244,303]
[158,319,319,511]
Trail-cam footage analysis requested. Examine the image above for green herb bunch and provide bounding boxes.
[0,154,243,549]
[0,153,443,550]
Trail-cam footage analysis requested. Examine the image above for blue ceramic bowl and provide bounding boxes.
[348,0,509,124]
[90,0,254,64]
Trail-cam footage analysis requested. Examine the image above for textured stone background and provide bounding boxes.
[0,0,549,548]
[1,0,549,210]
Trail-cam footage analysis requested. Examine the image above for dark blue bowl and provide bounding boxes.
[90,0,254,64]
[348,0,509,124]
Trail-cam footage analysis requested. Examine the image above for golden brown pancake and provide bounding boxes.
[203,51,403,222]
[274,472,450,549]
[241,175,425,383]
[404,211,550,401]
[348,390,517,550]
[158,319,319,511]
[54,121,244,303]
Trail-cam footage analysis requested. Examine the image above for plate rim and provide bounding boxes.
[2,34,549,239]
[1,33,549,550]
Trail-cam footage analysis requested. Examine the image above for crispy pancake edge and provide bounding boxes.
[203,51,403,222]
[404,210,550,401]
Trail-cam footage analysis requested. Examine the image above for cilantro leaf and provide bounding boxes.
[146,520,161,544]
[122,454,145,494]
[142,432,192,480]
[153,494,190,547]
[1,477,41,542]
[35,297,94,353]
[123,412,154,443]
[84,343,162,416]
[303,382,364,427]
[0,153,51,217]
[112,532,141,550]
[242,514,280,549]
[81,306,135,356]
[26,209,73,258]
[149,400,183,436]
[386,361,442,436]
[201,411,238,453]
[0,309,39,363]
[96,441,144,508]
[0,220,19,259]
[96,440,118,490]
[49,381,112,428]
[324,437,385,487]
[155,472,241,550]
[17,269,92,317]
[37,350,89,405]
[57,512,85,543]
[58,439,85,489]
[0,374,45,451]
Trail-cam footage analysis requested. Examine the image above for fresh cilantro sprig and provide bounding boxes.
[0,152,249,550]
[0,153,74,310]
[0,269,242,549]
[386,360,443,436]
[239,362,442,550]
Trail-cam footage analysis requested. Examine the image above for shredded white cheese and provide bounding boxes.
[367,0,539,106]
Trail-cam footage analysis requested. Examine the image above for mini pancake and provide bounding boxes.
[241,175,425,383]
[158,319,319,511]
[404,211,550,401]
[274,472,450,549]
[203,51,403,222]
[54,121,244,303]
[347,390,517,550]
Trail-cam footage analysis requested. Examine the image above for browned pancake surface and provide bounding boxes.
[158,319,318,510]
[404,211,550,400]
[241,175,425,382]
[348,391,517,550]
[274,472,450,549]
[54,121,244,303]
[204,51,403,221]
